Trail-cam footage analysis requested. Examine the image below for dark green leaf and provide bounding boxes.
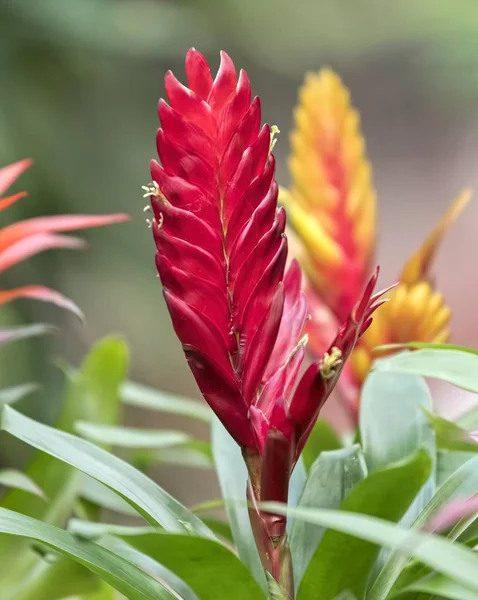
[290,445,367,590]
[120,532,266,600]
[100,536,198,600]
[298,450,432,600]
[301,419,342,472]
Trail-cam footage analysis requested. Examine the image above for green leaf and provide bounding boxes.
[0,507,173,600]
[423,411,478,453]
[132,442,213,470]
[117,532,266,600]
[261,503,478,595]
[360,372,436,525]
[457,406,478,430]
[301,418,342,472]
[437,451,476,486]
[290,445,367,590]
[0,337,128,591]
[298,450,432,600]
[0,383,39,406]
[374,349,478,393]
[212,418,267,593]
[75,422,191,449]
[121,381,211,422]
[1,406,214,538]
[0,469,45,499]
[68,519,156,539]
[375,342,478,355]
[401,573,478,600]
[201,518,234,542]
[77,581,117,600]
[79,476,138,516]
[370,454,478,600]
[288,457,307,515]
[4,558,100,600]
[360,372,435,472]
[100,536,198,600]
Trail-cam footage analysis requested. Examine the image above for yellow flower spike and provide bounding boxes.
[284,67,376,322]
[284,67,471,423]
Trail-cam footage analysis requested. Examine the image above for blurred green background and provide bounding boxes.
[1,0,478,501]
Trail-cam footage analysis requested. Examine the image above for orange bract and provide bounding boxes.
[0,159,130,318]
[282,69,469,418]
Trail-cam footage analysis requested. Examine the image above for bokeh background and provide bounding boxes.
[1,0,478,503]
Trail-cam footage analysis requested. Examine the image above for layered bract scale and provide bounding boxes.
[150,50,307,450]
[149,50,385,457]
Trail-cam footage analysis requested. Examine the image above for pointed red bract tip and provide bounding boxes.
[290,265,389,458]
[150,50,309,453]
[185,48,213,100]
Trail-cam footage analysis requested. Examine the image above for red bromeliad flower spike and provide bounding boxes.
[147,49,387,597]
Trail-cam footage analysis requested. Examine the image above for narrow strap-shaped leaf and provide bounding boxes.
[212,418,267,592]
[289,445,367,590]
[0,507,174,600]
[260,503,478,595]
[374,349,478,393]
[117,532,266,600]
[370,454,478,600]
[121,381,212,422]
[297,450,432,600]
[1,406,214,538]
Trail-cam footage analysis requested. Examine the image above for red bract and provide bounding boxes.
[148,49,386,460]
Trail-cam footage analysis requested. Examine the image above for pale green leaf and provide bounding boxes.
[0,469,45,499]
[290,445,367,590]
[121,381,211,422]
[261,503,478,595]
[1,406,214,538]
[298,450,432,600]
[374,349,478,393]
[212,418,267,592]
[0,507,173,600]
